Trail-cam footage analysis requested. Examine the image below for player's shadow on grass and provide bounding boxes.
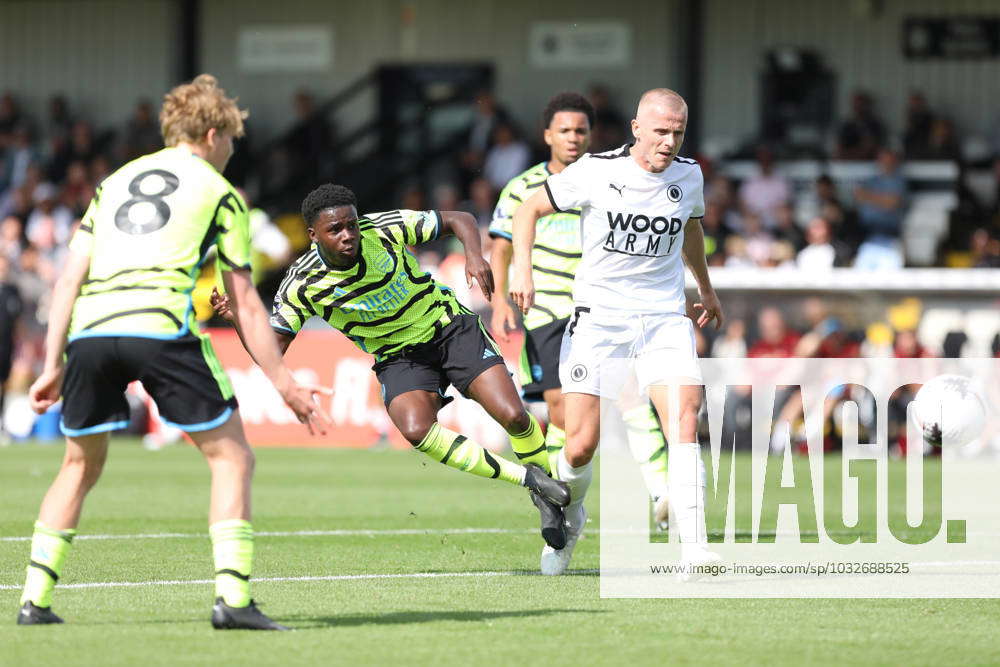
[289,607,603,629]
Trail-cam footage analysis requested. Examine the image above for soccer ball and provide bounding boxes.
[911,374,987,448]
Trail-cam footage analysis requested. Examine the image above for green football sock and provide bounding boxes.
[623,404,669,500]
[20,521,75,607]
[416,423,525,486]
[545,423,566,478]
[508,414,550,474]
[210,519,254,607]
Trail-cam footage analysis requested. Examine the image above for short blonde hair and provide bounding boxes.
[159,74,247,147]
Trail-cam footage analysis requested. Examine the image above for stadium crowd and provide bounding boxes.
[1,86,999,442]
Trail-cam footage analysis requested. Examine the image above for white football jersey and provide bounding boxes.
[544,144,704,315]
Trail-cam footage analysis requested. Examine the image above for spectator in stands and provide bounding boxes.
[0,254,21,444]
[0,92,22,145]
[748,307,801,357]
[893,329,932,358]
[588,84,627,153]
[738,145,790,230]
[2,125,37,192]
[48,120,98,183]
[399,182,427,212]
[701,201,729,264]
[711,318,747,358]
[60,160,94,218]
[902,91,934,158]
[0,215,24,262]
[482,122,529,191]
[432,183,462,215]
[705,173,743,231]
[15,245,49,324]
[460,90,510,187]
[740,213,775,266]
[853,148,907,270]
[765,240,797,269]
[121,99,162,161]
[907,117,962,162]
[796,216,850,270]
[460,177,496,229]
[45,95,74,147]
[798,174,839,224]
[772,202,804,249]
[723,235,754,268]
[969,227,1000,268]
[26,182,73,251]
[836,91,886,160]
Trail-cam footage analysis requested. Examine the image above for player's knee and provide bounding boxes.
[500,405,531,435]
[239,446,256,477]
[398,416,436,446]
[564,445,595,467]
[564,433,598,467]
[64,451,106,489]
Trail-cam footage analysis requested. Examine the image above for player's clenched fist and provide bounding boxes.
[509,268,535,315]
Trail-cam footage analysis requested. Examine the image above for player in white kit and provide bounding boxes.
[510,88,724,575]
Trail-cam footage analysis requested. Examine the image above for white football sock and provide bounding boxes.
[556,449,593,532]
[667,442,707,549]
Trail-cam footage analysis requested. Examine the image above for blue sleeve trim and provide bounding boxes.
[160,406,234,433]
[489,230,513,240]
[61,419,130,437]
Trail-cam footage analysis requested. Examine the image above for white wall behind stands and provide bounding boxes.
[4,0,999,156]
[199,0,682,140]
[703,0,1000,153]
[0,0,177,129]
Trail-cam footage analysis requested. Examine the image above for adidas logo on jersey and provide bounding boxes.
[482,348,497,359]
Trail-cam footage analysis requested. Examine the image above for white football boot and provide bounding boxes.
[676,545,723,582]
[653,494,670,532]
[540,505,587,575]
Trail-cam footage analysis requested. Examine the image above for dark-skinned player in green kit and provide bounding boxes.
[212,184,570,551]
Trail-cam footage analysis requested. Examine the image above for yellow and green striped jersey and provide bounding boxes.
[270,209,471,361]
[67,147,250,340]
[489,162,581,330]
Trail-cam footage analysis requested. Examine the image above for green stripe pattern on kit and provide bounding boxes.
[68,147,251,339]
[489,162,581,330]
[270,209,469,361]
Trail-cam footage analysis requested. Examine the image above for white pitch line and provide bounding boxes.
[2,562,998,592]
[0,569,601,591]
[3,528,1000,543]
[0,528,533,543]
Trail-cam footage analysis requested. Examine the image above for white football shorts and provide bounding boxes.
[558,308,702,398]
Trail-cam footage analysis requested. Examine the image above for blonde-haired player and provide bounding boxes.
[16,75,328,629]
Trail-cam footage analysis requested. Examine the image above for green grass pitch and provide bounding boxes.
[2,441,997,665]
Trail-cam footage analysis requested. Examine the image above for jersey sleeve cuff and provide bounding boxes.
[543,181,565,213]
[270,324,296,336]
[432,210,442,240]
[488,229,512,240]
[217,250,251,271]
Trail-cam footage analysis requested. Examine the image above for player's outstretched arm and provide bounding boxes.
[509,189,554,315]
[210,287,293,356]
[221,268,330,434]
[681,218,724,330]
[28,250,90,414]
[438,210,494,302]
[488,238,518,343]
